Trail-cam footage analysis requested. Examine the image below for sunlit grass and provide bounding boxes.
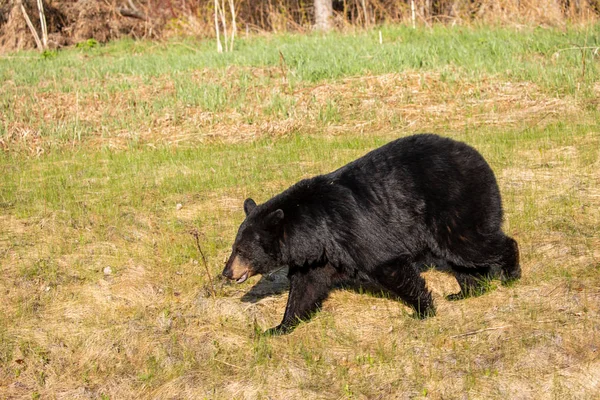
[1,24,599,152]
[1,24,599,399]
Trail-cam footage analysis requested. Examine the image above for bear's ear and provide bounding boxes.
[244,198,257,216]
[265,209,284,227]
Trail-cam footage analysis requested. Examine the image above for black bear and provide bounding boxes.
[222,134,520,334]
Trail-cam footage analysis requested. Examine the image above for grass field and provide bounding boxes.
[1,25,600,399]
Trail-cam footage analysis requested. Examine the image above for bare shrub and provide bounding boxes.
[0,0,598,52]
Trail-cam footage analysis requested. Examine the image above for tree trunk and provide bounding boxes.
[314,0,332,31]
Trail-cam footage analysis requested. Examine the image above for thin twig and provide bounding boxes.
[214,358,243,370]
[535,319,562,324]
[19,1,43,51]
[190,229,216,299]
[278,50,287,83]
[517,111,552,135]
[450,325,512,339]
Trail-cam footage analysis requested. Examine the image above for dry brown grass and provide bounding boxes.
[2,188,599,399]
[1,69,583,153]
[2,103,600,399]
[1,37,599,398]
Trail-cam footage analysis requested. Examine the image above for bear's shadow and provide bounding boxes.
[240,268,289,303]
[240,267,401,304]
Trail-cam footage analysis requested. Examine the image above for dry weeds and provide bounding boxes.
[2,69,583,153]
[2,0,598,53]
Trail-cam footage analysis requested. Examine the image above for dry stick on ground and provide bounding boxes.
[214,358,244,370]
[190,229,216,299]
[450,325,513,339]
[19,2,43,51]
[36,0,48,49]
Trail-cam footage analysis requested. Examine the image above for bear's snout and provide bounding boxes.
[221,264,233,279]
[222,254,253,284]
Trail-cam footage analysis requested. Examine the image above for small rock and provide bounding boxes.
[176,203,183,210]
[103,266,112,276]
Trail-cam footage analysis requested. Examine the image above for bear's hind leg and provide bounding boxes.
[265,263,341,335]
[373,258,435,319]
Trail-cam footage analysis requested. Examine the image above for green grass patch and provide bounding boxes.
[2,25,599,91]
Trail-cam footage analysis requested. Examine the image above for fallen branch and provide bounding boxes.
[214,358,243,370]
[450,325,512,338]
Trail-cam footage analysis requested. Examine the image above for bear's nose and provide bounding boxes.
[222,266,232,279]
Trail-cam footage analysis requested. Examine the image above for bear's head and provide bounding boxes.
[222,198,284,283]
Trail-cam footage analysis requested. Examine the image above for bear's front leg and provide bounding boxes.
[265,264,338,335]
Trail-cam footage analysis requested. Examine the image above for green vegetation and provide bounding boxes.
[3,25,600,86]
[1,24,599,399]
[1,25,599,152]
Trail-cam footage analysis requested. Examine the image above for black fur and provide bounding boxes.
[222,134,521,334]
